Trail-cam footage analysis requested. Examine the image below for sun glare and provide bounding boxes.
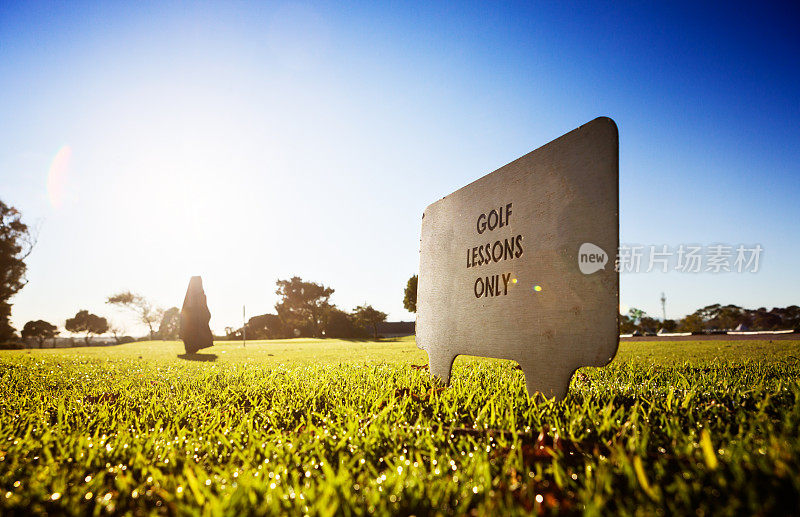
[47,145,71,209]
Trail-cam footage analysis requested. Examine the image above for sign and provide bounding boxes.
[416,117,619,400]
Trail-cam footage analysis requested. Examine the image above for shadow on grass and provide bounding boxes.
[178,353,218,362]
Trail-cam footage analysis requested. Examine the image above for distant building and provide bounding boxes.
[375,321,415,338]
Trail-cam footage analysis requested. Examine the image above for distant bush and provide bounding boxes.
[323,308,363,339]
[118,336,136,345]
[240,313,291,340]
[0,341,24,350]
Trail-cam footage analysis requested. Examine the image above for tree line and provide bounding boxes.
[10,277,392,347]
[620,303,800,334]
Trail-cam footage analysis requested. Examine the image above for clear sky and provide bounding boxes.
[1,1,798,336]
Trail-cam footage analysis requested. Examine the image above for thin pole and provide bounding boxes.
[243,304,246,347]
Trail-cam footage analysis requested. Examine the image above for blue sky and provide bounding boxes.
[1,1,798,335]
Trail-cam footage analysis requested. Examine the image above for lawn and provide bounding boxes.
[1,337,799,515]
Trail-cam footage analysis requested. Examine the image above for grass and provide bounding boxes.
[1,337,799,515]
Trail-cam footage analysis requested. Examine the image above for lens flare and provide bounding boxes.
[47,145,72,208]
[533,285,542,292]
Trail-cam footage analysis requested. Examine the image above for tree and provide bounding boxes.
[65,310,109,345]
[275,277,334,338]
[227,313,289,340]
[0,200,36,340]
[21,320,58,348]
[323,308,362,338]
[638,316,660,334]
[714,305,745,330]
[660,319,678,333]
[403,274,418,313]
[158,307,181,340]
[246,313,289,340]
[108,323,126,345]
[106,291,163,340]
[678,313,704,333]
[748,307,782,331]
[770,305,800,330]
[628,308,645,326]
[692,303,744,331]
[352,304,388,340]
[619,313,637,334]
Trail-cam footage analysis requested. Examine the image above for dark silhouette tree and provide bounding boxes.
[677,313,704,333]
[749,307,782,330]
[323,308,361,338]
[106,291,163,340]
[770,305,800,330]
[691,304,744,331]
[275,277,334,338]
[0,200,36,340]
[353,304,388,340]
[108,324,126,345]
[403,274,417,313]
[660,319,678,333]
[65,310,109,345]
[21,320,58,348]
[619,313,637,334]
[638,315,660,334]
[158,307,181,340]
[716,305,744,330]
[238,313,288,340]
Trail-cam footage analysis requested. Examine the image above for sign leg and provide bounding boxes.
[426,349,456,385]
[517,360,574,402]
